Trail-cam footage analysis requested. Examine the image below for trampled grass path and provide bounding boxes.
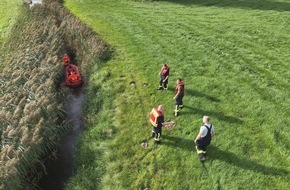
[64,0,290,189]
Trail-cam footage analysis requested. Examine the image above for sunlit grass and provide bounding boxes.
[64,0,290,189]
[0,0,21,43]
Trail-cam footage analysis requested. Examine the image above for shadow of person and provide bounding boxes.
[162,135,195,152]
[208,145,288,176]
[182,106,243,124]
[185,89,220,102]
[162,135,288,176]
[165,88,220,102]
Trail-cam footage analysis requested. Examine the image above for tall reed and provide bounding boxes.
[0,0,109,189]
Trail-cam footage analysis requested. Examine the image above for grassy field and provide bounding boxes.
[63,0,290,189]
[0,0,22,72]
[0,0,21,43]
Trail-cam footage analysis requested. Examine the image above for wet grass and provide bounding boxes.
[65,0,290,189]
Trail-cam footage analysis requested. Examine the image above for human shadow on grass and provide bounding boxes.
[181,106,243,124]
[207,145,289,176]
[162,135,288,176]
[185,89,220,102]
[156,0,290,12]
[166,87,220,102]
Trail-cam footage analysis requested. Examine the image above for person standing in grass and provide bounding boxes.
[150,105,174,144]
[173,78,185,116]
[194,116,215,161]
[158,63,170,90]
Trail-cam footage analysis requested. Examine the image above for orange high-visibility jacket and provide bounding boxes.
[68,73,80,83]
[175,81,185,95]
[150,108,163,127]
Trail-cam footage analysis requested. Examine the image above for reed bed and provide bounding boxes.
[0,0,109,189]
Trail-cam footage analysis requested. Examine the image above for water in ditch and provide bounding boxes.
[38,87,84,190]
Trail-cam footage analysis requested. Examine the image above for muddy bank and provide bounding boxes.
[38,87,84,190]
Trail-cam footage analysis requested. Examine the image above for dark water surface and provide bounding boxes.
[38,87,84,190]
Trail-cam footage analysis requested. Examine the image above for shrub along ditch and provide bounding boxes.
[0,0,109,189]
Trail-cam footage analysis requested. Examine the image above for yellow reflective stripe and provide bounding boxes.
[154,133,161,141]
[197,150,206,154]
[195,146,206,154]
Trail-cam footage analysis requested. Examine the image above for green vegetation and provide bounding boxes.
[0,1,107,189]
[0,5,67,189]
[64,0,290,189]
[0,0,21,42]
[1,0,289,189]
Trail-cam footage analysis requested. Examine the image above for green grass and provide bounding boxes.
[64,0,290,189]
[0,0,21,72]
[0,0,21,43]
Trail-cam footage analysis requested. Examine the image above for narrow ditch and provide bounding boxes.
[24,1,109,188]
[37,47,84,189]
[38,86,84,190]
[36,2,86,188]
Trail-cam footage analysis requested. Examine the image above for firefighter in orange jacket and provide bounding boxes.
[150,105,173,143]
[173,78,185,116]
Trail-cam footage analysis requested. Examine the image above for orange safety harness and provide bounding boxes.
[175,81,185,94]
[161,66,170,76]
